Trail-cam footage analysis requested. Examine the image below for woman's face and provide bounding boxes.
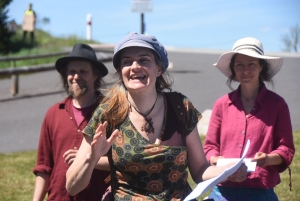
[120,47,162,93]
[233,54,263,86]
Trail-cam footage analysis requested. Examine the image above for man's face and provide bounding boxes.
[66,61,97,99]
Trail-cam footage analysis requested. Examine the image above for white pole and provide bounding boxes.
[86,14,92,41]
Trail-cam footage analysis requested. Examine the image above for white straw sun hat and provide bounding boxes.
[214,37,283,78]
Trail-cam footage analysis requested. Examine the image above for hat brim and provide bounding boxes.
[214,51,283,78]
[55,56,108,77]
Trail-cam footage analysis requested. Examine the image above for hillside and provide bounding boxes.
[0,28,102,69]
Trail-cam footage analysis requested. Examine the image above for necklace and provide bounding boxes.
[128,93,158,135]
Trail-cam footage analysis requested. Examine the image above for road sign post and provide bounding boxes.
[131,0,152,34]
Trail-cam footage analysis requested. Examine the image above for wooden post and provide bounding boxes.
[11,60,18,96]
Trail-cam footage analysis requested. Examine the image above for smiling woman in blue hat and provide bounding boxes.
[66,33,247,201]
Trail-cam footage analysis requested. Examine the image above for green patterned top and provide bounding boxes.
[83,93,201,200]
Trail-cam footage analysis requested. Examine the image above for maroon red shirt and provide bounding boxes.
[204,84,295,189]
[33,96,109,201]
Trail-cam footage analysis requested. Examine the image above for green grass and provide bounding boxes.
[0,132,299,201]
[0,150,37,201]
[0,28,102,70]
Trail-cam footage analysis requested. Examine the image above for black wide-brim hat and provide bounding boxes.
[55,43,108,77]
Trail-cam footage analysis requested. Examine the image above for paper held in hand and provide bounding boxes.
[217,158,256,172]
[184,139,251,201]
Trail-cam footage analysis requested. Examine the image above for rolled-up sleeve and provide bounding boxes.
[203,99,222,162]
[83,105,105,138]
[270,102,295,172]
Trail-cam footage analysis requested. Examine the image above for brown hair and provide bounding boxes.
[101,51,173,131]
[226,54,273,90]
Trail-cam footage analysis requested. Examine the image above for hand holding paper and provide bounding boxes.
[184,139,251,201]
[217,158,257,172]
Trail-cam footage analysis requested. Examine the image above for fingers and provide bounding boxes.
[95,121,108,135]
[210,156,224,165]
[107,129,119,143]
[90,121,118,159]
[251,152,263,162]
[63,147,78,165]
[93,122,108,143]
[65,157,75,166]
[251,152,268,167]
[64,151,77,165]
[228,163,248,182]
[63,147,77,157]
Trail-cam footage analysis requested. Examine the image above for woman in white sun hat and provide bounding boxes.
[203,37,295,201]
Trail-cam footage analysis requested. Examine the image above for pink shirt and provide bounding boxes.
[204,84,295,189]
[72,104,94,126]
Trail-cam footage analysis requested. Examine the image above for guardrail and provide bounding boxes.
[0,46,114,96]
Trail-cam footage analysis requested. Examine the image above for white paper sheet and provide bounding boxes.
[183,139,250,201]
[217,158,256,172]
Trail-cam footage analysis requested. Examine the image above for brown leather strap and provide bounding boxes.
[288,166,292,191]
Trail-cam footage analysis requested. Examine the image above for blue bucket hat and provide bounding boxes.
[113,32,169,72]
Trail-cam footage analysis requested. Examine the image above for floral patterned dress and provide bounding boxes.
[83,93,201,201]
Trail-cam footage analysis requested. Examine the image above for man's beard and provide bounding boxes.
[68,84,87,99]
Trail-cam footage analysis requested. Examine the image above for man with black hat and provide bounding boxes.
[32,44,110,201]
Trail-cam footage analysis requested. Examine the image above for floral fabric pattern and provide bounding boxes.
[83,93,201,200]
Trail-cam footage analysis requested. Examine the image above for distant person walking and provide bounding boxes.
[32,44,110,201]
[22,3,36,45]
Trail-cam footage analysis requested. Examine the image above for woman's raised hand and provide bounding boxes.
[89,121,118,160]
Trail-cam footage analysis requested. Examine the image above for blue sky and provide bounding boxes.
[7,0,300,52]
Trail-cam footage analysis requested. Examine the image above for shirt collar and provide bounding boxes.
[228,83,268,107]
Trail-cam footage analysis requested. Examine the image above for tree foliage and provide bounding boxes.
[281,24,300,53]
[0,0,13,54]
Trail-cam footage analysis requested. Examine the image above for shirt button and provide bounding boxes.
[180,112,183,115]
[242,131,245,134]
[239,145,242,148]
[178,106,180,108]
[70,117,73,120]
[253,107,256,110]
[77,129,81,132]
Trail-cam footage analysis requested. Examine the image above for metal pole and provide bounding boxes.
[86,14,92,41]
[11,60,18,96]
[141,13,144,34]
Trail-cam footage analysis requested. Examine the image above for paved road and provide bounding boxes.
[1,48,299,153]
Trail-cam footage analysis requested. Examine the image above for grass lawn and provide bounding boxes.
[0,131,299,201]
